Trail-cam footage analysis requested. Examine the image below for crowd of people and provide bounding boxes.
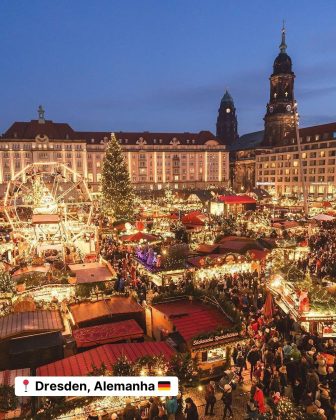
[98,222,336,420]
[299,222,336,279]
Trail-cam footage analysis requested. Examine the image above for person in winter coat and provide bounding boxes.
[123,399,140,420]
[247,346,261,380]
[236,351,246,382]
[166,396,178,420]
[204,382,216,416]
[149,397,160,420]
[307,368,320,400]
[269,371,281,394]
[292,378,304,405]
[184,398,198,420]
[262,366,272,397]
[253,385,266,414]
[279,365,288,395]
[222,384,233,419]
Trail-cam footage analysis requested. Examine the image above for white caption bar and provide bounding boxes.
[15,376,179,397]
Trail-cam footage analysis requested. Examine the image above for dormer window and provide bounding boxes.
[186,139,190,144]
[170,137,180,146]
[66,134,69,140]
[192,139,195,144]
[91,138,95,143]
[153,139,157,144]
[125,139,128,143]
[136,137,147,145]
[14,132,17,138]
[119,139,122,144]
[159,139,163,144]
[315,134,320,141]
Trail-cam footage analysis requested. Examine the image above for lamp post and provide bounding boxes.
[293,101,309,217]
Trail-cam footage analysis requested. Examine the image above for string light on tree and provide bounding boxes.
[101,133,135,221]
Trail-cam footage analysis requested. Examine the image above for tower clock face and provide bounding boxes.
[226,108,231,113]
[286,105,292,111]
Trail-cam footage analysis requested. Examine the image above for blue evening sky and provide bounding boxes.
[0,0,335,136]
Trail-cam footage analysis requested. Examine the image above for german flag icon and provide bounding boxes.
[158,381,171,391]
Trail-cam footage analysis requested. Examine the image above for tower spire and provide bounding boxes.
[279,20,287,53]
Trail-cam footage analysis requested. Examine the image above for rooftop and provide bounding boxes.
[153,299,233,342]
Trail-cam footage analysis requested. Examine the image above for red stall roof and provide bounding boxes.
[181,211,207,226]
[153,300,233,342]
[0,310,63,341]
[37,341,175,376]
[69,297,144,325]
[73,319,144,348]
[218,195,256,205]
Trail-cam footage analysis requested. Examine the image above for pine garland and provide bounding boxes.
[101,133,135,221]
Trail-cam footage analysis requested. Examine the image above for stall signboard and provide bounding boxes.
[300,315,336,322]
[192,332,239,347]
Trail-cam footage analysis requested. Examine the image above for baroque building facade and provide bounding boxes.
[230,26,336,199]
[0,107,229,196]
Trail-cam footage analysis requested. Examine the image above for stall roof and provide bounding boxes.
[73,319,143,348]
[37,341,175,376]
[196,244,220,254]
[0,368,30,387]
[68,262,115,284]
[218,195,256,205]
[181,211,207,226]
[32,214,60,224]
[218,240,264,254]
[153,300,233,342]
[69,297,143,325]
[0,310,63,341]
[120,232,160,242]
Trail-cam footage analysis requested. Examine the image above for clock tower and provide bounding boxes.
[216,90,239,145]
[263,24,295,147]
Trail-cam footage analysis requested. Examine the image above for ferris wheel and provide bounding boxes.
[4,162,94,249]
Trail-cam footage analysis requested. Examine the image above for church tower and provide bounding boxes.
[216,90,239,144]
[263,24,295,147]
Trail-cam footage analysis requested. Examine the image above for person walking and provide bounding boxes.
[204,381,216,416]
[222,384,233,419]
[184,398,199,420]
[166,396,178,420]
[247,346,261,380]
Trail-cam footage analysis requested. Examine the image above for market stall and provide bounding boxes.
[269,276,336,338]
[0,310,64,370]
[68,296,145,329]
[150,297,243,379]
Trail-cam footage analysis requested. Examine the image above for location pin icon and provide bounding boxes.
[23,379,29,392]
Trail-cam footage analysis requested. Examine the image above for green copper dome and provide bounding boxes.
[221,90,233,104]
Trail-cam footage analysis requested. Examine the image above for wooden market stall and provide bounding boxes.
[68,296,145,329]
[150,297,243,379]
[0,310,64,370]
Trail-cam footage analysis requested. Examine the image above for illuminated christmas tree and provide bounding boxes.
[101,133,135,220]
